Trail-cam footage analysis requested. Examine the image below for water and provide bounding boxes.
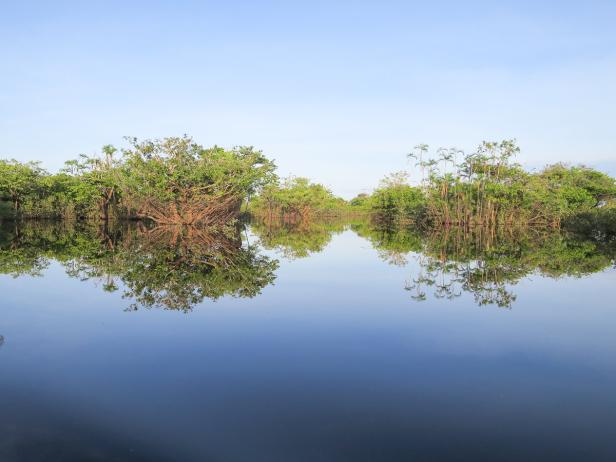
[1,221,615,461]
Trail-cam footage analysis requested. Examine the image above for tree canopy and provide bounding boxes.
[356,140,616,228]
[2,138,615,235]
[0,137,277,226]
[250,176,348,222]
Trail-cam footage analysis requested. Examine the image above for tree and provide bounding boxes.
[62,145,121,221]
[118,137,276,225]
[374,140,616,228]
[370,171,426,224]
[0,159,45,216]
[250,176,347,221]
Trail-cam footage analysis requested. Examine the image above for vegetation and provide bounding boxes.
[563,206,616,245]
[2,137,615,239]
[3,136,615,312]
[357,141,616,228]
[249,176,349,222]
[0,136,276,227]
[359,171,427,225]
[118,138,275,225]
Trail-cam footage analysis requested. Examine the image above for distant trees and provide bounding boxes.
[368,171,427,224]
[363,140,616,228]
[349,193,370,208]
[60,144,121,221]
[250,176,348,222]
[0,159,45,214]
[2,137,615,232]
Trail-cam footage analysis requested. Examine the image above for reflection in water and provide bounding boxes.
[354,223,616,308]
[1,219,615,309]
[250,217,351,259]
[351,222,423,266]
[2,219,616,461]
[0,221,278,312]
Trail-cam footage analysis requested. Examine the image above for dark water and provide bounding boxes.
[1,221,615,461]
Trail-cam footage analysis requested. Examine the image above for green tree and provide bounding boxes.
[250,176,347,221]
[0,159,46,217]
[118,137,276,225]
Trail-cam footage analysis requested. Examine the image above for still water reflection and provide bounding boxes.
[1,220,615,461]
[0,222,278,312]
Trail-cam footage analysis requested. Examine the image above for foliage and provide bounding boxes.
[349,193,371,209]
[0,159,46,217]
[0,137,276,226]
[369,171,427,225]
[563,207,616,249]
[362,140,616,229]
[250,176,348,221]
[2,138,615,239]
[118,137,276,225]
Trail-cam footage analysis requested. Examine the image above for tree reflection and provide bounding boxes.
[1,219,614,310]
[355,223,616,308]
[250,217,350,259]
[351,222,423,266]
[0,221,278,311]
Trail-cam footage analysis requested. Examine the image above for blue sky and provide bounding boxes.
[1,0,615,197]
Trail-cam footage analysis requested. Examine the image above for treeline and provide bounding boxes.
[2,137,615,231]
[350,140,616,228]
[248,176,349,222]
[0,136,275,226]
[0,136,353,226]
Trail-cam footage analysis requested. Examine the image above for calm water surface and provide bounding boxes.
[1,221,615,461]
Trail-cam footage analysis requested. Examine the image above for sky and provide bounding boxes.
[1,0,615,198]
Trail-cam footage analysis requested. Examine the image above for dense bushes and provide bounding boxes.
[117,138,275,225]
[0,137,275,226]
[563,207,616,243]
[3,138,615,233]
[249,176,348,221]
[360,141,616,228]
[364,172,427,224]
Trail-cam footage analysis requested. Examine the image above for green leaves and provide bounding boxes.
[0,159,47,216]
[1,137,276,224]
[250,176,346,220]
[118,137,276,224]
[366,140,616,228]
